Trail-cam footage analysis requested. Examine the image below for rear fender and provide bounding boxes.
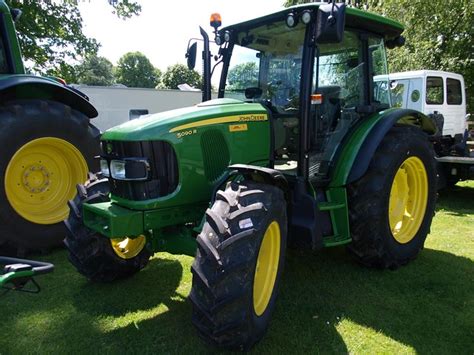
[331,108,436,187]
[0,75,98,118]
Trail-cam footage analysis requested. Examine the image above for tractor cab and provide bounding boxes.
[192,3,404,183]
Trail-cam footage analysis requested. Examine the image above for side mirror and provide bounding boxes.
[386,36,405,49]
[186,42,197,70]
[315,3,346,44]
[10,8,22,23]
[245,87,263,100]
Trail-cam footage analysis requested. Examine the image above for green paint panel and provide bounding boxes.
[0,270,34,287]
[330,108,397,187]
[83,202,144,238]
[0,1,25,74]
[322,187,351,247]
[144,203,207,231]
[103,99,270,212]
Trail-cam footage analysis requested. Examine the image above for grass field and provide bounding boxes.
[1,182,473,354]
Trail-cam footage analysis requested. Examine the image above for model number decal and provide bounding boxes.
[176,129,197,138]
[238,114,266,122]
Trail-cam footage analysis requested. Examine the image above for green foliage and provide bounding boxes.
[160,64,201,90]
[5,0,140,79]
[76,55,115,86]
[284,0,474,112]
[366,0,474,112]
[227,62,258,91]
[114,52,159,88]
[108,0,141,19]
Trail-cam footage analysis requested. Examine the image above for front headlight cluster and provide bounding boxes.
[100,158,150,181]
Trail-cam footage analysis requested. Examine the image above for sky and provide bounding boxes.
[78,0,284,71]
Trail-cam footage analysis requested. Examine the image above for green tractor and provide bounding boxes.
[65,2,438,350]
[0,1,100,253]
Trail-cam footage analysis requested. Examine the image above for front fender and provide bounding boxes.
[0,75,98,118]
[330,108,436,187]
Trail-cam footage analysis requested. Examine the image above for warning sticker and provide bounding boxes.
[239,218,254,229]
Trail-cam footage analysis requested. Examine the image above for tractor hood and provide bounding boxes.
[102,98,268,142]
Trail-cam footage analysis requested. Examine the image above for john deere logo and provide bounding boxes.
[106,143,113,154]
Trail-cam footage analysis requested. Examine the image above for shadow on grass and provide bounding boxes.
[437,183,474,216]
[71,257,183,317]
[261,246,474,354]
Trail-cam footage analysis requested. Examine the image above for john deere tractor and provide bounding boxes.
[65,2,438,350]
[0,1,99,253]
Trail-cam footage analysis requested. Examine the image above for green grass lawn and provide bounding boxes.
[1,182,473,354]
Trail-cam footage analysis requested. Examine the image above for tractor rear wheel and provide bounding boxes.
[347,125,437,269]
[0,99,100,253]
[190,180,287,351]
[64,175,151,282]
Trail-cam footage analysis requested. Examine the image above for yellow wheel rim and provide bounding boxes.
[5,137,88,225]
[253,221,281,316]
[110,235,146,259]
[389,156,428,244]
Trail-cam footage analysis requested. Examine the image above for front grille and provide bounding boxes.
[101,140,179,201]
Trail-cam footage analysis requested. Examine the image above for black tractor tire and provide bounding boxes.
[189,180,287,351]
[64,175,151,282]
[347,125,437,269]
[0,99,100,253]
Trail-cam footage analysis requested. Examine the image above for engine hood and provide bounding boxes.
[102,98,267,141]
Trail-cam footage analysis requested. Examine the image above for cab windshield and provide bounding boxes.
[222,20,306,114]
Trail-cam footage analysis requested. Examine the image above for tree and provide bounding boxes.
[160,64,201,90]
[227,62,258,91]
[6,0,141,80]
[284,0,474,111]
[76,55,115,86]
[115,52,159,88]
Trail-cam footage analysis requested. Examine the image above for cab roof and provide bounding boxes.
[222,2,404,40]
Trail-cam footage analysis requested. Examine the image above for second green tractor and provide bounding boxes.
[65,2,438,350]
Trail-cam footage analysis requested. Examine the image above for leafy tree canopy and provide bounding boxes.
[160,64,201,90]
[284,0,474,111]
[115,51,159,88]
[227,62,258,91]
[76,55,115,86]
[6,0,141,81]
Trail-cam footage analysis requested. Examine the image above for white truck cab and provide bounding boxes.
[375,70,473,186]
[385,70,466,139]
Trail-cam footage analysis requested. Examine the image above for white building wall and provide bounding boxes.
[75,86,209,131]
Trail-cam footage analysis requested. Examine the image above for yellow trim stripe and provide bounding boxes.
[169,114,267,133]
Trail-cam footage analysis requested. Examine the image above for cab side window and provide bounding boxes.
[447,78,462,105]
[426,76,444,104]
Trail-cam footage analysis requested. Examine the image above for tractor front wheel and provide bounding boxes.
[190,180,287,351]
[64,175,151,282]
[347,125,437,269]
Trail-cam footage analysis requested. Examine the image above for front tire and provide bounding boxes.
[64,175,151,282]
[348,125,437,269]
[190,180,287,351]
[0,99,100,252]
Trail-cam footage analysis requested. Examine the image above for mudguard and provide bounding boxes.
[330,108,436,187]
[228,164,289,197]
[0,75,98,118]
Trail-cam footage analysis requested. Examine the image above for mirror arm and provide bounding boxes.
[200,26,212,102]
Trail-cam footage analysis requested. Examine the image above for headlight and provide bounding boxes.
[109,159,150,181]
[100,159,110,177]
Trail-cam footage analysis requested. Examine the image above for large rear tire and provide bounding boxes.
[347,125,437,269]
[190,180,287,351]
[64,175,151,282]
[0,100,100,252]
